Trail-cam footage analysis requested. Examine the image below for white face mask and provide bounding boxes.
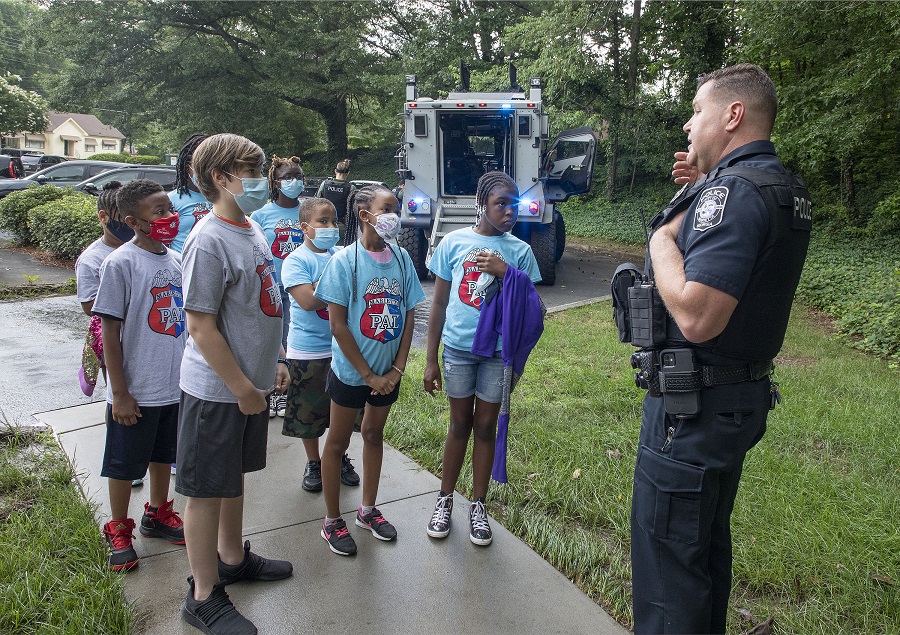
[365,212,400,241]
[224,172,269,214]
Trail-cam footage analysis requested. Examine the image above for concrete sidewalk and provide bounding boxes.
[35,401,628,635]
[0,242,76,288]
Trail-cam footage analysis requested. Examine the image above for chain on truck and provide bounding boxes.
[395,65,599,285]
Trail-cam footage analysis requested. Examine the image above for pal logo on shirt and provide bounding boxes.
[254,244,283,318]
[272,219,304,259]
[459,247,503,309]
[360,277,403,343]
[191,202,212,228]
[148,269,185,337]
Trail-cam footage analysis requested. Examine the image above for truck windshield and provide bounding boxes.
[439,112,514,196]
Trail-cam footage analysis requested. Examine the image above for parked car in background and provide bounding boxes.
[0,160,129,199]
[20,154,67,176]
[0,156,25,179]
[75,165,177,195]
[300,176,324,198]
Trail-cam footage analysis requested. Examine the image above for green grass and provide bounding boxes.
[386,302,899,634]
[0,279,77,301]
[0,425,134,634]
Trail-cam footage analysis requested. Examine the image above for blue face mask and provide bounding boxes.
[279,178,305,199]
[106,216,134,242]
[224,172,269,214]
[307,226,340,251]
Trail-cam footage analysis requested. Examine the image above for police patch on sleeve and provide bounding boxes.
[693,186,729,231]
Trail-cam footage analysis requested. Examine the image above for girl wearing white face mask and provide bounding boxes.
[313,185,426,556]
[250,155,306,417]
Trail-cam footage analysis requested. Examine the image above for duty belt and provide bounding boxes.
[660,359,774,393]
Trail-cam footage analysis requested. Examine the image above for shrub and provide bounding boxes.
[27,193,101,260]
[0,185,76,244]
[796,228,900,366]
[88,152,161,165]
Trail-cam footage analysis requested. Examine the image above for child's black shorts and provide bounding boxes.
[326,368,401,410]
[175,392,268,499]
[100,402,178,481]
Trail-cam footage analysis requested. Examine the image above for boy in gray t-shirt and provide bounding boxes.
[176,134,292,635]
[74,181,131,397]
[91,179,186,572]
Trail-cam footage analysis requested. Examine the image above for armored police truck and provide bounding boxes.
[395,70,598,285]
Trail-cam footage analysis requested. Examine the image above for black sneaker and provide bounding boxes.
[321,517,357,556]
[139,499,185,544]
[427,492,453,539]
[182,576,256,635]
[103,518,138,571]
[355,507,397,541]
[217,540,293,585]
[340,454,360,487]
[302,460,322,492]
[469,498,492,546]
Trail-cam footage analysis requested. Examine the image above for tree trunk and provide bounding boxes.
[321,98,349,167]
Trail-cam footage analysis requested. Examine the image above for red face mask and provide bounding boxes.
[144,214,180,245]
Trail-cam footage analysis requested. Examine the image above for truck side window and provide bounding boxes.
[414,115,428,137]
[518,115,531,137]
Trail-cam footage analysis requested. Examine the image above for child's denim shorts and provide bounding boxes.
[441,345,504,404]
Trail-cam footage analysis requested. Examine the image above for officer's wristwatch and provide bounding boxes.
[277,358,290,366]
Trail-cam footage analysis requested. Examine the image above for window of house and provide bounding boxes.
[102,141,117,150]
[25,139,45,150]
[85,143,96,153]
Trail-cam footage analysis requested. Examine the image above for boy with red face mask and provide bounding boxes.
[92,179,186,572]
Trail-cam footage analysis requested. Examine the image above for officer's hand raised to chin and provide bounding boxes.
[672,151,703,185]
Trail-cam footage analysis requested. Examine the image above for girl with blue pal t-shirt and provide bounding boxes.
[167,134,213,254]
[250,155,305,348]
[424,171,541,547]
[314,184,425,557]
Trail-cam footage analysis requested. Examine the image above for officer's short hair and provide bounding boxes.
[698,63,778,132]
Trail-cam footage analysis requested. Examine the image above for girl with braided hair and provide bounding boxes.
[76,181,129,396]
[168,134,212,253]
[250,155,305,417]
[314,184,426,556]
[423,171,540,546]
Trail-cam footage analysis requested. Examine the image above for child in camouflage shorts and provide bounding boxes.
[280,197,360,493]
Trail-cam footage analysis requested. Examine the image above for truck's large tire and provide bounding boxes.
[398,227,429,280]
[530,218,557,285]
[554,211,566,262]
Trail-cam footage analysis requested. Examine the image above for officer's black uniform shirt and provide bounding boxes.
[673,140,796,366]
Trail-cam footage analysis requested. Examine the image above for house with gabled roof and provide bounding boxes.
[2,112,124,158]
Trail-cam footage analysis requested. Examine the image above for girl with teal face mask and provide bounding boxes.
[249,155,307,418]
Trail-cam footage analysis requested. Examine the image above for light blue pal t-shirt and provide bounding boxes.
[168,188,213,253]
[315,243,426,386]
[428,226,541,352]
[250,201,302,284]
[281,244,337,354]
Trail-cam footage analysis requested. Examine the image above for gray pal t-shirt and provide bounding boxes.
[92,241,186,406]
[75,237,116,303]
[179,213,284,403]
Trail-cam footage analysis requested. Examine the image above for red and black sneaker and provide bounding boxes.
[103,518,139,571]
[139,499,185,545]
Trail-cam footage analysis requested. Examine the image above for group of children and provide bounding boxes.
[75,131,542,635]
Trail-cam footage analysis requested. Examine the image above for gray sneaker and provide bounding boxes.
[427,492,453,539]
[469,498,492,546]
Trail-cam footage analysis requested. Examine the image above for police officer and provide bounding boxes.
[316,158,353,226]
[630,64,812,633]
